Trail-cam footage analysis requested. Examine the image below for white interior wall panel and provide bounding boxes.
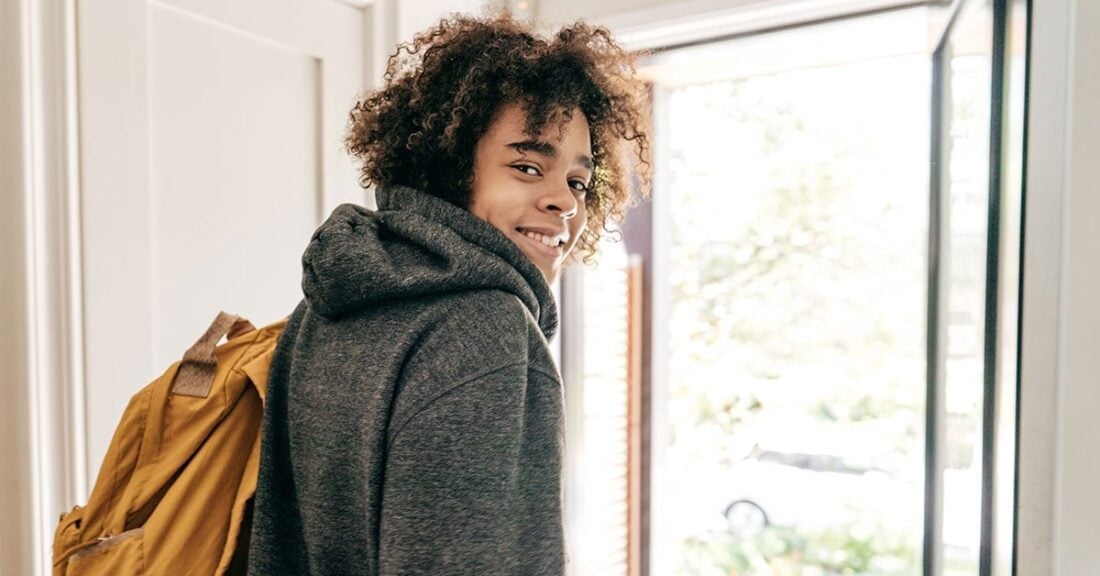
[77,0,364,486]
[148,8,320,366]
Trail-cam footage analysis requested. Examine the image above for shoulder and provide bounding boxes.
[416,289,536,358]
[436,289,533,320]
[393,290,542,389]
[388,289,548,423]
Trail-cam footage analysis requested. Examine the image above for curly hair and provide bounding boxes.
[344,13,651,261]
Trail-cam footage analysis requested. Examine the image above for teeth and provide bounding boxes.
[522,229,560,248]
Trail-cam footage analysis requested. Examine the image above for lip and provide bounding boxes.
[515,229,565,260]
[516,226,568,243]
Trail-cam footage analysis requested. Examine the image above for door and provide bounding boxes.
[925,0,1026,575]
[77,0,365,484]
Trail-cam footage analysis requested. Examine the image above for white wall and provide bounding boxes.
[363,0,487,89]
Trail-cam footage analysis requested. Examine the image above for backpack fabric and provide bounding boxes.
[52,312,286,576]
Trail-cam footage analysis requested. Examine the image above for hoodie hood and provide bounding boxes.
[301,184,558,339]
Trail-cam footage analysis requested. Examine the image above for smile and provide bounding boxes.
[516,228,565,257]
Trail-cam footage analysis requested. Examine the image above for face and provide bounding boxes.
[469,103,592,283]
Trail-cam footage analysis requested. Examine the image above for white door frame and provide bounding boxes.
[1,1,87,574]
[1020,0,1100,572]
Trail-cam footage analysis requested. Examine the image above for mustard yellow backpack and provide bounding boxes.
[52,312,286,576]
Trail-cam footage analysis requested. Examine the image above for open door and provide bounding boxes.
[925,0,1026,574]
[626,1,1028,574]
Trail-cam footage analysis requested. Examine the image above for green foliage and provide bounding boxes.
[678,523,918,576]
[664,57,930,575]
[666,69,926,442]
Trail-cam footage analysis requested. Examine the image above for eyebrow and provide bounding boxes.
[507,139,594,171]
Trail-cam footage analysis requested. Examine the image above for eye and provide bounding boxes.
[569,180,590,194]
[512,164,541,177]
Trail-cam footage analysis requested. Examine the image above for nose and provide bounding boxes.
[540,181,580,218]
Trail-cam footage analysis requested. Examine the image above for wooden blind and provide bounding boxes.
[572,241,644,575]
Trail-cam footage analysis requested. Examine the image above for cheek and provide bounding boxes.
[575,202,590,232]
[467,198,487,223]
[467,186,500,225]
[471,197,518,237]
[567,211,588,252]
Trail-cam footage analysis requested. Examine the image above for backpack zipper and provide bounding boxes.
[57,527,145,565]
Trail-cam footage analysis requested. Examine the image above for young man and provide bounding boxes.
[248,13,649,575]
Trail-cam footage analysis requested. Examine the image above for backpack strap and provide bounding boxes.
[172,311,256,397]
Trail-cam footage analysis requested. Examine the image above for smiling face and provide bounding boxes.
[469,103,593,283]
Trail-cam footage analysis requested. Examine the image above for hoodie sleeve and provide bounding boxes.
[378,361,565,575]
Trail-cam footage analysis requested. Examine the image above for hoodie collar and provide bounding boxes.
[302,185,558,340]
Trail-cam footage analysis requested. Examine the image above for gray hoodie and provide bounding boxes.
[248,185,565,575]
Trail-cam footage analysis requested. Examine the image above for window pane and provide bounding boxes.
[940,1,994,573]
[656,50,930,576]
